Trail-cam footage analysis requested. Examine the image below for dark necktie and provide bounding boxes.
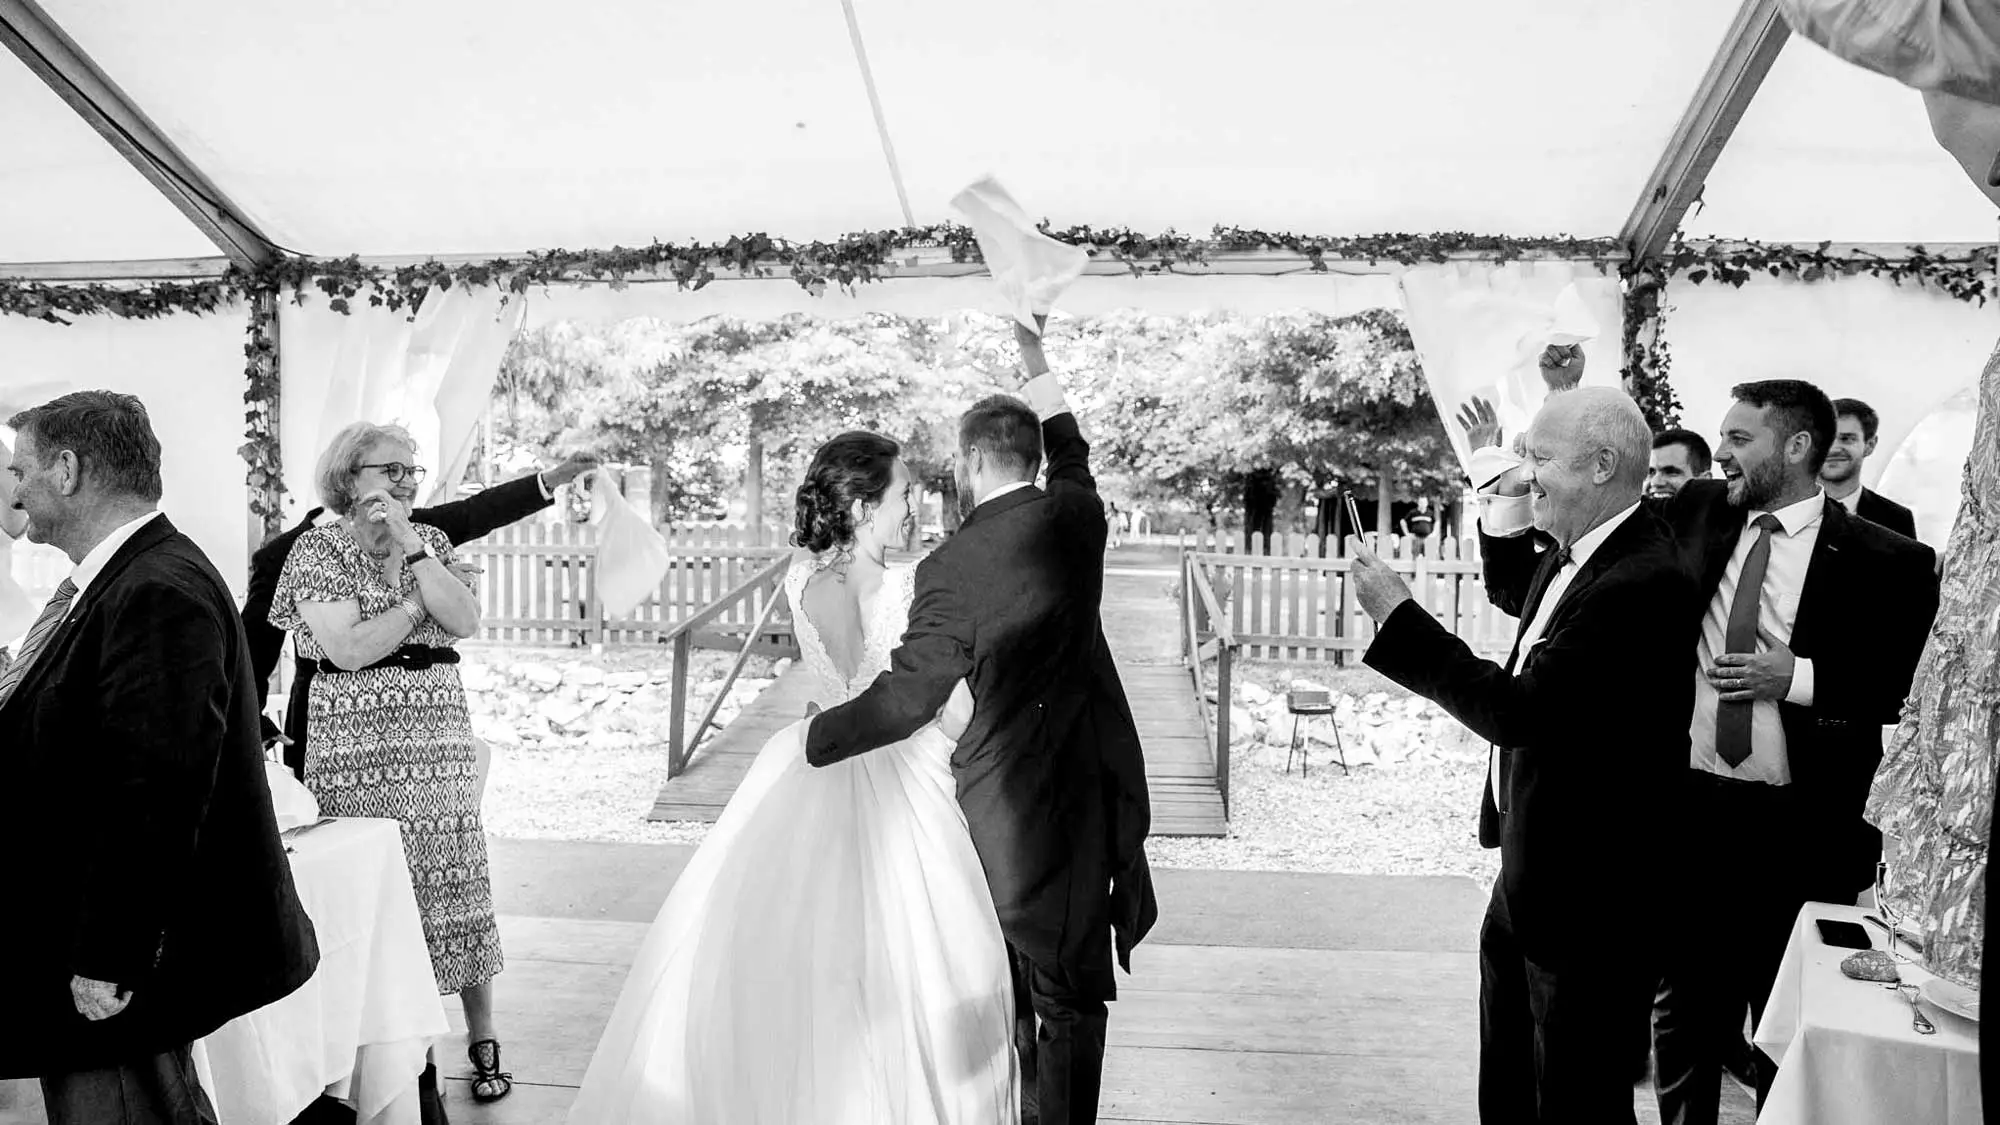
[1505,543,1574,673]
[1716,514,1784,767]
[0,578,79,712]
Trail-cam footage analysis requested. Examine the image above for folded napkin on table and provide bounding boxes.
[264,760,321,833]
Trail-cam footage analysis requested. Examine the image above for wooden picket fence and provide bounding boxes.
[1180,530,1515,662]
[453,522,795,649]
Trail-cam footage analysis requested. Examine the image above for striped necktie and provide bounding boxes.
[0,579,79,712]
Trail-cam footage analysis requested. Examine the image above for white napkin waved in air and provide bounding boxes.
[588,470,671,619]
[949,176,1088,334]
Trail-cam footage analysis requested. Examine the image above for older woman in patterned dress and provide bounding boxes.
[270,421,513,1103]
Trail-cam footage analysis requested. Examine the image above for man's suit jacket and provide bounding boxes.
[241,473,552,762]
[1484,479,1940,896]
[1854,486,1919,540]
[805,413,1156,994]
[1371,508,1700,960]
[0,517,318,1077]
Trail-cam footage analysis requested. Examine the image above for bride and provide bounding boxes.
[567,431,1019,1124]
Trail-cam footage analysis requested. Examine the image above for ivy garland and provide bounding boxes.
[240,290,283,535]
[0,226,1990,521]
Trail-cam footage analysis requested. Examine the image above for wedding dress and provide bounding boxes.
[567,553,1018,1124]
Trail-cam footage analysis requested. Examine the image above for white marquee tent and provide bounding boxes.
[3,0,1996,591]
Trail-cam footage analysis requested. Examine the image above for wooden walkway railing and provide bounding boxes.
[1181,553,1238,814]
[658,555,796,778]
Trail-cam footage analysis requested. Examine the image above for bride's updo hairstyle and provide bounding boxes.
[793,431,902,554]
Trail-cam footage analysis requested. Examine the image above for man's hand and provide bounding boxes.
[1346,537,1414,624]
[1709,635,1796,703]
[1457,396,1502,451]
[1539,344,1585,392]
[70,975,130,1021]
[543,453,601,490]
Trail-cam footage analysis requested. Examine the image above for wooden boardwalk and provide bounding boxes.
[645,664,817,822]
[1121,662,1229,836]
[649,657,1226,835]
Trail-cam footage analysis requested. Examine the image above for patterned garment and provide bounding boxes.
[1866,339,2000,989]
[269,520,502,995]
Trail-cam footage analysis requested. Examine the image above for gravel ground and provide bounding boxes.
[1144,660,1498,887]
[475,643,767,846]
[479,644,1501,889]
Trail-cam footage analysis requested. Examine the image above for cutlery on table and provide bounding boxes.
[1895,983,1937,1035]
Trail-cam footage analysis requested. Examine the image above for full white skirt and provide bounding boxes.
[566,718,1018,1124]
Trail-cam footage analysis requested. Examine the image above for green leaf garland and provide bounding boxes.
[1,226,1989,529]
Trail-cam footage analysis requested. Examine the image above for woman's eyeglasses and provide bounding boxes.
[359,462,428,484]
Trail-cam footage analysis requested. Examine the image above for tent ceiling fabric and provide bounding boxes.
[1680,40,1999,241]
[2,0,1990,265]
[0,54,218,259]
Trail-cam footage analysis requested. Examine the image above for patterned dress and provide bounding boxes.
[269,520,502,994]
[1866,339,2000,988]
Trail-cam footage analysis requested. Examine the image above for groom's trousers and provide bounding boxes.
[1010,945,1109,1125]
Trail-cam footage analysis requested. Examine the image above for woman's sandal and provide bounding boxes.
[467,1038,513,1102]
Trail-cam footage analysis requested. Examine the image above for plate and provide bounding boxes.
[1921,977,1980,1022]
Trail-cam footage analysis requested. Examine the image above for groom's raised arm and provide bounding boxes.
[805,555,975,767]
[1012,320,1098,508]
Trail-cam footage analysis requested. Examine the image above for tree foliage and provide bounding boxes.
[490,306,1459,529]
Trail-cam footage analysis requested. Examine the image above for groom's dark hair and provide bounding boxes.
[959,395,1042,480]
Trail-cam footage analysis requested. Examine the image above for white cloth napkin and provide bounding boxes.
[1467,445,1525,490]
[949,176,1088,334]
[264,760,320,832]
[589,472,671,619]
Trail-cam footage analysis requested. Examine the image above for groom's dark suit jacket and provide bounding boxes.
[806,413,1156,996]
[0,516,318,1077]
[1483,480,1939,896]
[1369,507,1700,960]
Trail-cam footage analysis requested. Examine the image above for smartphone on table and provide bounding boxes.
[1816,918,1871,951]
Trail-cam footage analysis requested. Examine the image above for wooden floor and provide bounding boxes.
[429,840,1502,1125]
[648,659,1227,836]
[396,840,1758,1125]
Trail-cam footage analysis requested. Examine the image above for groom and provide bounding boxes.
[807,318,1157,1125]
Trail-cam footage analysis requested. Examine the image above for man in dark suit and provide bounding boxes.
[242,453,594,777]
[805,318,1156,1125]
[1821,397,1919,539]
[1651,382,1935,1123]
[1481,380,1939,1123]
[1648,428,1713,501]
[0,392,319,1123]
[1355,387,1698,1124]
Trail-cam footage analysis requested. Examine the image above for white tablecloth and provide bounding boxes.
[192,817,449,1125]
[1755,901,1983,1125]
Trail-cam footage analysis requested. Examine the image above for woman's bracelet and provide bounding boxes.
[398,597,425,628]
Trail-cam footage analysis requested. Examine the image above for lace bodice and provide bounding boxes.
[786,552,917,708]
